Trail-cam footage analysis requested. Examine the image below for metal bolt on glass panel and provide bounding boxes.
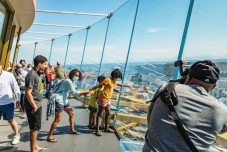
[173,0,195,80]
[117,0,140,109]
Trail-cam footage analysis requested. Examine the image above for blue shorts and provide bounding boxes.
[55,102,70,113]
[0,103,14,120]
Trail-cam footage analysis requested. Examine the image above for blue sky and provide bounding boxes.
[13,0,227,66]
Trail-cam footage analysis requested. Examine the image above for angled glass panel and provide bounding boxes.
[64,30,86,71]
[182,0,227,105]
[99,0,138,76]
[116,0,191,142]
[80,18,108,89]
[17,43,35,65]
[49,35,68,67]
[34,40,52,62]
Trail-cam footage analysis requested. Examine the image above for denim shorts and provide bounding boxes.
[55,102,70,113]
[0,103,14,120]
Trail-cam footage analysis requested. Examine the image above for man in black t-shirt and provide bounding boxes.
[25,55,47,152]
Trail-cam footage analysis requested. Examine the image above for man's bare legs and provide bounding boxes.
[8,119,19,136]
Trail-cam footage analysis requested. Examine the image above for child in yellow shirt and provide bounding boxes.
[88,76,105,129]
[89,69,131,136]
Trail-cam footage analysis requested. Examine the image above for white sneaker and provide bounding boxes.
[12,135,20,145]
[21,113,26,118]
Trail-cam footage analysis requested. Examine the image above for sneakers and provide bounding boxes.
[12,135,20,145]
[95,132,102,136]
[20,112,26,119]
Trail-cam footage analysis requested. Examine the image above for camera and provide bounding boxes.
[169,60,190,84]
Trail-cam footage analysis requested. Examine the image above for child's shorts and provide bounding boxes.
[88,106,97,113]
[98,98,111,108]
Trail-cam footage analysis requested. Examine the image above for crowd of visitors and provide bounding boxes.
[1,56,226,152]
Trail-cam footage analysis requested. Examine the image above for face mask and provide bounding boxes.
[19,68,23,72]
[73,76,79,82]
[28,68,32,71]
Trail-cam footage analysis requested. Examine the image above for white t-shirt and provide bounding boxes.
[0,71,21,105]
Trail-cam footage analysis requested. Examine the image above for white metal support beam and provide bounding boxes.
[36,10,109,17]
[26,31,65,35]
[33,23,87,28]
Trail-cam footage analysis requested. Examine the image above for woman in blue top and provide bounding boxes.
[46,69,90,142]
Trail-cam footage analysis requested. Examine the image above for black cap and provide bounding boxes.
[189,60,220,84]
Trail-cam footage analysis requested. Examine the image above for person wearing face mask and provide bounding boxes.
[46,69,90,143]
[14,64,28,118]
[89,69,132,136]
[27,64,33,71]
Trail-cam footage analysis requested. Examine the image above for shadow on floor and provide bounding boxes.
[0,146,18,152]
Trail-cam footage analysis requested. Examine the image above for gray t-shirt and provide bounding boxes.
[24,69,44,109]
[143,84,227,152]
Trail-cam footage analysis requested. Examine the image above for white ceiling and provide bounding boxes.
[8,0,36,36]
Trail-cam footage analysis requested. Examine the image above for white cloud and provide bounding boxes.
[147,27,159,33]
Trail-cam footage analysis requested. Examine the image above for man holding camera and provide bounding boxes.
[143,60,227,152]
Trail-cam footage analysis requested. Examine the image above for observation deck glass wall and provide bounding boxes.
[80,18,108,89]
[15,0,227,143]
[182,0,227,105]
[64,30,87,71]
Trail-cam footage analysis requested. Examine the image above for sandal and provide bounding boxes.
[37,147,48,151]
[103,129,114,133]
[70,131,81,135]
[46,138,57,143]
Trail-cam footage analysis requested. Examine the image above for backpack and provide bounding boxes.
[45,81,63,99]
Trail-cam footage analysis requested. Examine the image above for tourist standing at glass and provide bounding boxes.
[24,55,47,152]
[88,76,106,129]
[14,63,28,118]
[89,69,131,136]
[44,63,56,89]
[55,61,66,82]
[0,62,21,145]
[46,69,90,142]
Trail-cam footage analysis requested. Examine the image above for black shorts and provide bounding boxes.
[88,106,97,113]
[55,102,70,113]
[26,107,42,131]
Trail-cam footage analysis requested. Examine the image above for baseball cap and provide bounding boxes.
[189,60,220,84]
